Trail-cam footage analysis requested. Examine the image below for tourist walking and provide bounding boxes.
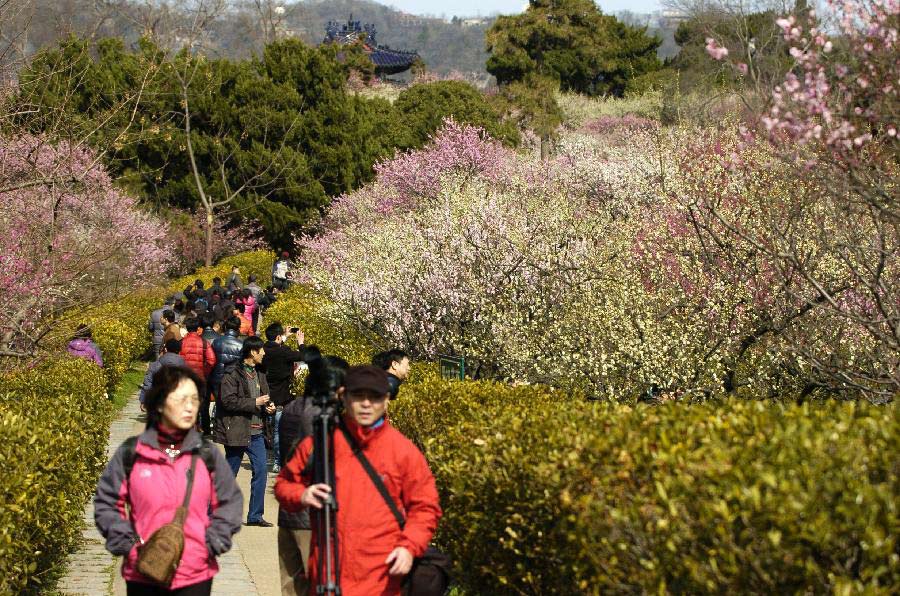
[181,317,217,435]
[272,252,292,291]
[216,336,276,527]
[67,324,104,367]
[275,365,442,595]
[210,316,243,404]
[94,366,242,595]
[139,339,185,407]
[161,310,182,347]
[226,265,243,292]
[148,297,174,356]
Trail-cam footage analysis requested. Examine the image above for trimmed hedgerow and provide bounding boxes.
[271,282,899,595]
[391,395,899,594]
[0,358,110,594]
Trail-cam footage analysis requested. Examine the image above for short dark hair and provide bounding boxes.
[144,366,204,429]
[265,322,284,342]
[241,336,265,360]
[201,312,215,328]
[233,303,245,314]
[212,277,221,285]
[241,288,251,299]
[173,299,184,314]
[373,349,409,370]
[232,265,239,271]
[194,279,204,288]
[164,338,182,354]
[72,323,93,341]
[225,316,242,332]
[248,274,257,283]
[162,310,176,323]
[184,316,201,332]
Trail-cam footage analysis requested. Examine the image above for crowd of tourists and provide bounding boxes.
[85,255,436,596]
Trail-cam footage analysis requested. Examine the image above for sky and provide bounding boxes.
[376,1,665,18]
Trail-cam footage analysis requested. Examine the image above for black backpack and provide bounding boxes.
[121,435,217,481]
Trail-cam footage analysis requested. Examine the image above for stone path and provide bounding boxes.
[57,383,266,595]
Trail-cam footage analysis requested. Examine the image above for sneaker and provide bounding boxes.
[244,519,274,528]
[271,463,281,474]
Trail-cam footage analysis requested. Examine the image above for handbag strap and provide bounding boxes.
[339,424,406,530]
[173,451,200,526]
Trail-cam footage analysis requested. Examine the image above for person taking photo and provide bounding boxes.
[274,365,442,595]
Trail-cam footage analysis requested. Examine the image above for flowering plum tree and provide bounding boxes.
[0,135,170,360]
[701,0,899,399]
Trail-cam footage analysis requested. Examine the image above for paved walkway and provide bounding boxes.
[57,384,277,595]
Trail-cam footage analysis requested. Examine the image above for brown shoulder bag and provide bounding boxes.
[135,452,199,585]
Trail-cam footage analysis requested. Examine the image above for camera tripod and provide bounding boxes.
[311,392,342,595]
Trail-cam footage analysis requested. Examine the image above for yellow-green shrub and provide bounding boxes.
[264,285,376,364]
[253,281,899,593]
[168,250,276,293]
[393,396,899,594]
[0,358,110,594]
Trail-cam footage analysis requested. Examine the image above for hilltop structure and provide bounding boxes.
[323,18,420,75]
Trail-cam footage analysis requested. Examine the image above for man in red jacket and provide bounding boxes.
[181,316,217,434]
[274,365,441,596]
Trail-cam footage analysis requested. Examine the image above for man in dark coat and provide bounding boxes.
[215,336,275,527]
[211,316,243,402]
[261,322,316,473]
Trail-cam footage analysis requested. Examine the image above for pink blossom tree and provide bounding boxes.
[0,134,171,360]
[700,0,899,399]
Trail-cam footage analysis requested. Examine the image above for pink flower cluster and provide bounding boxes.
[0,134,171,352]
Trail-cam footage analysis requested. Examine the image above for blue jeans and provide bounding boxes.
[273,408,283,466]
[225,434,268,523]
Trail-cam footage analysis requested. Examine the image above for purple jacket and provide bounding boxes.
[67,338,104,367]
[94,427,243,589]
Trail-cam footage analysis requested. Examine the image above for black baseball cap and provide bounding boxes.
[344,365,391,396]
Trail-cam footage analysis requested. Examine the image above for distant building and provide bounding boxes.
[461,18,488,27]
[322,18,420,76]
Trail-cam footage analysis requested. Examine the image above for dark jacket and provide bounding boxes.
[226,273,243,291]
[214,364,271,447]
[139,352,186,404]
[260,341,313,406]
[214,299,235,323]
[211,330,242,388]
[202,327,221,345]
[278,395,318,529]
[148,306,167,352]
[386,373,402,399]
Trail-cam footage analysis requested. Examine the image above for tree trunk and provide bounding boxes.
[205,210,214,267]
[540,134,551,161]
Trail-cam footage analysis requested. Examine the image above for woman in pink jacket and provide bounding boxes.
[94,366,243,595]
[235,289,258,333]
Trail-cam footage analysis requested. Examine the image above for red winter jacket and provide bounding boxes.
[181,331,216,379]
[274,416,442,596]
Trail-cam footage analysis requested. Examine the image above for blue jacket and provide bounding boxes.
[211,330,243,387]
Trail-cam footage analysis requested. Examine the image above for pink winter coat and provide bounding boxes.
[236,295,257,322]
[94,428,243,589]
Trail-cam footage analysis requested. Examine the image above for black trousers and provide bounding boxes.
[126,579,212,595]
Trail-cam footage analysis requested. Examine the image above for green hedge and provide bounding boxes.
[272,283,899,595]
[0,359,110,594]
